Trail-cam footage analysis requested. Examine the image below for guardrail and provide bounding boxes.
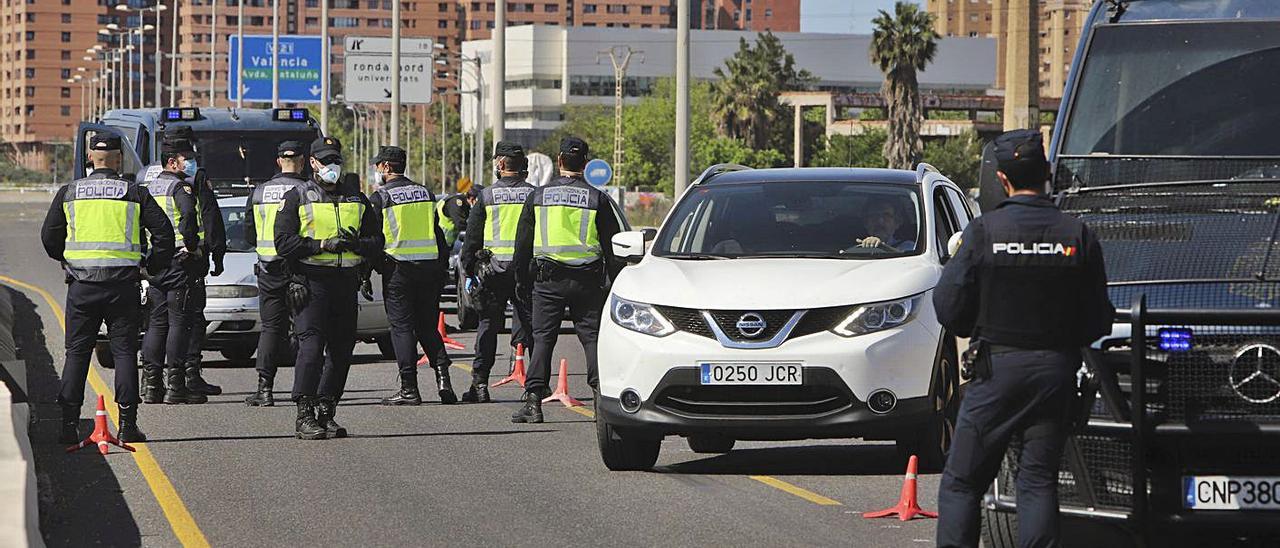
[0,287,44,548]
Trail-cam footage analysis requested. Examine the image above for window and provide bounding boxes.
[438,19,448,28]
[62,13,71,23]
[932,189,959,259]
[24,68,34,78]
[62,87,72,98]
[25,31,34,40]
[26,105,35,115]
[545,3,558,12]
[61,69,71,78]
[765,8,772,17]
[606,4,627,14]
[641,5,651,14]
[62,32,72,43]
[440,2,451,10]
[25,86,35,97]
[25,49,34,60]
[583,4,596,14]
[61,50,71,60]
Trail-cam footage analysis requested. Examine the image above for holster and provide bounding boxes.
[960,340,992,381]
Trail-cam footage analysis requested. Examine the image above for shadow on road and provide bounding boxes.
[9,287,143,547]
[658,443,903,476]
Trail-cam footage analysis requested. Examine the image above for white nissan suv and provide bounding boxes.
[595,164,975,471]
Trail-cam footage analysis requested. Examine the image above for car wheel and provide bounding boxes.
[375,336,396,360]
[94,342,115,369]
[220,344,256,364]
[686,434,735,454]
[980,507,1018,548]
[456,300,479,331]
[897,336,960,471]
[596,408,660,471]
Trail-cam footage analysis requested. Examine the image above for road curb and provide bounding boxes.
[0,285,43,547]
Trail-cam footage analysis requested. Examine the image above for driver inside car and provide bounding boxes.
[856,198,915,252]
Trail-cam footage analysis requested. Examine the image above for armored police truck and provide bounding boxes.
[981,1,1280,546]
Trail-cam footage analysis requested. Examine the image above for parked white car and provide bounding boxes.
[595,164,975,471]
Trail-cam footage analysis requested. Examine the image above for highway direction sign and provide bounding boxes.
[227,35,323,103]
[343,36,434,104]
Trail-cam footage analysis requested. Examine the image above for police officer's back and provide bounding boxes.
[509,136,623,423]
[40,134,174,443]
[933,130,1113,548]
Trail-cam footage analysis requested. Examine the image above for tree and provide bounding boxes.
[710,32,814,151]
[923,132,982,189]
[809,129,889,169]
[870,2,938,169]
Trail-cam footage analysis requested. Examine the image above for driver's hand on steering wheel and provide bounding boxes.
[856,236,883,248]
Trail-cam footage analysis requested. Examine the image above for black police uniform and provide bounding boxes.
[174,131,227,397]
[510,137,623,423]
[933,130,1114,548]
[140,137,208,404]
[243,140,310,406]
[40,134,174,443]
[367,146,456,406]
[459,141,535,402]
[274,136,383,439]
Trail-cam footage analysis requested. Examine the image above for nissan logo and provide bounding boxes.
[1229,344,1280,404]
[736,313,768,338]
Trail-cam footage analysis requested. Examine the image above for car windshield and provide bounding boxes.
[653,182,923,260]
[221,205,253,253]
[196,131,318,189]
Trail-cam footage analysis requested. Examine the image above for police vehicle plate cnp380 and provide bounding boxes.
[1184,476,1280,510]
[699,363,801,385]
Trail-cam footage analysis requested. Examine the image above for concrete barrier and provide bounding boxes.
[0,287,44,548]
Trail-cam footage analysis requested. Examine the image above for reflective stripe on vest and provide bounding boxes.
[146,177,204,243]
[379,184,439,262]
[63,179,143,269]
[437,200,458,247]
[483,185,533,262]
[252,181,301,261]
[533,186,600,266]
[298,196,366,267]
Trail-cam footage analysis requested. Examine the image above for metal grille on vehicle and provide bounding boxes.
[654,305,714,339]
[1001,434,1137,511]
[790,306,854,339]
[653,305,853,343]
[707,310,796,342]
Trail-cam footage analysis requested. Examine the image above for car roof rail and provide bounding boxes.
[915,162,940,183]
[692,163,752,185]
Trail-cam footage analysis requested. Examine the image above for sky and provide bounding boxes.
[801,0,924,34]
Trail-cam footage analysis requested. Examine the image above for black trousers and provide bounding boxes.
[254,265,292,381]
[936,349,1077,548]
[183,280,208,366]
[526,269,604,393]
[382,262,450,380]
[60,280,141,406]
[141,276,200,372]
[472,270,532,384]
[290,267,359,400]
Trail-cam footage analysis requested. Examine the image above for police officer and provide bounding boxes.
[509,136,623,423]
[365,146,456,406]
[274,136,382,440]
[140,135,208,405]
[41,134,174,443]
[242,140,310,406]
[933,129,1114,548]
[438,182,479,249]
[458,141,535,403]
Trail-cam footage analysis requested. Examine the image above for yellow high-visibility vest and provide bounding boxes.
[145,175,203,244]
[375,182,439,262]
[296,185,366,267]
[437,198,460,248]
[62,177,144,270]
[482,183,534,262]
[533,184,601,266]
[250,176,305,262]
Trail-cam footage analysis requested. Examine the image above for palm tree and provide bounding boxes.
[870,2,938,170]
[711,33,813,151]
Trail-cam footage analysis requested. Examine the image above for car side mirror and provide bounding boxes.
[613,231,647,265]
[943,232,964,264]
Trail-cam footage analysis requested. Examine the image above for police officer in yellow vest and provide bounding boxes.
[274,136,383,440]
[40,134,175,443]
[437,185,477,249]
[366,146,457,406]
[141,135,208,405]
[242,140,310,406]
[459,141,535,403]
[510,136,623,423]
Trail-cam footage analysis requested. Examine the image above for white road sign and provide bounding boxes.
[343,36,433,104]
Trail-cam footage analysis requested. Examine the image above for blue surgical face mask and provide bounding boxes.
[182,159,198,178]
[317,163,341,184]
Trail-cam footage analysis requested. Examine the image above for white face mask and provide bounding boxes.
[373,170,385,185]
[317,163,341,184]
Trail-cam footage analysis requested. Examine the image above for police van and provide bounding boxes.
[980,1,1280,545]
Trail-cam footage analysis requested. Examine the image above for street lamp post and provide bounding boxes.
[115,3,165,108]
[237,0,244,108]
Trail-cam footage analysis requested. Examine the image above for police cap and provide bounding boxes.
[994,129,1049,186]
[310,136,343,164]
[371,145,406,165]
[277,140,306,158]
[559,136,589,158]
[90,134,121,151]
[466,183,485,199]
[161,137,195,155]
[494,140,525,159]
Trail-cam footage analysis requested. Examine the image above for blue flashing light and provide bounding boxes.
[1158,328,1193,352]
[273,108,310,122]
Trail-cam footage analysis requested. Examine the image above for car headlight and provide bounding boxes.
[831,295,922,337]
[205,285,259,299]
[610,296,675,337]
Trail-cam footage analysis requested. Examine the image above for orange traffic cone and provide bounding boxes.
[863,455,937,521]
[541,359,583,408]
[439,312,466,351]
[66,395,136,455]
[491,343,526,388]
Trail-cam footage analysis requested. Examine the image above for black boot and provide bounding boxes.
[58,403,80,444]
[381,376,422,406]
[185,358,223,396]
[294,397,327,440]
[511,391,544,424]
[434,365,457,404]
[164,368,207,404]
[118,404,147,443]
[460,382,490,404]
[244,377,275,407]
[315,397,347,438]
[141,367,165,404]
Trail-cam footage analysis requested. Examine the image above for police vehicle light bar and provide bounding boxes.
[1158,328,1193,352]
[273,108,310,122]
[162,107,200,121]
